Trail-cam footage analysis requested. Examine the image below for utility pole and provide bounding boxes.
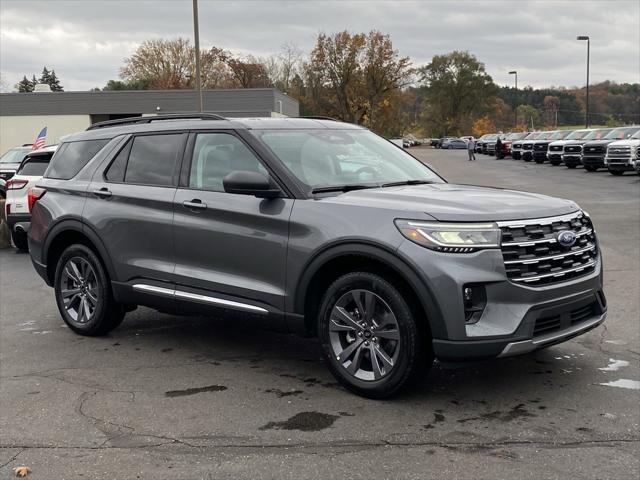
[509,71,518,129]
[193,0,203,113]
[577,36,590,128]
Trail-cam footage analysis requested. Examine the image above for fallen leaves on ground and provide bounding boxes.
[13,466,31,477]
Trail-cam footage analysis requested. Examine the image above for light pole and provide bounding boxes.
[509,70,517,129]
[577,35,590,128]
[192,0,203,113]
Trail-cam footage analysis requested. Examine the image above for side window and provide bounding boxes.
[45,139,110,180]
[188,133,267,192]
[104,141,130,182]
[123,134,183,186]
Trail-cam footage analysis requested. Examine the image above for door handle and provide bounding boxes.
[93,188,112,198]
[183,199,207,210]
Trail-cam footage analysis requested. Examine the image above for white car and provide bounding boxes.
[604,129,640,176]
[5,145,57,250]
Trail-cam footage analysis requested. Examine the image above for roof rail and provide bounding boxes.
[297,116,340,122]
[86,113,226,131]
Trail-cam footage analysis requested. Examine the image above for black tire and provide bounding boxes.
[566,164,577,169]
[608,170,624,176]
[534,159,545,164]
[54,244,125,336]
[11,230,28,251]
[318,272,431,399]
[584,166,597,172]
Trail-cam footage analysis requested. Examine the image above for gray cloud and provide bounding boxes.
[1,0,638,91]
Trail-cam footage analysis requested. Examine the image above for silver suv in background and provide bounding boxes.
[28,115,606,398]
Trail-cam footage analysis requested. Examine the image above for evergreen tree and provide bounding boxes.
[39,66,51,85]
[16,75,34,93]
[31,75,38,88]
[48,69,64,91]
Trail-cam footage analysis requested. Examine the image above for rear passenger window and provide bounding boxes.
[122,134,183,186]
[46,140,110,179]
[18,158,52,176]
[104,141,130,182]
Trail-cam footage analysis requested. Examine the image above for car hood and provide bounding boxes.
[0,162,21,171]
[607,139,640,147]
[548,140,577,147]
[584,139,616,146]
[320,183,579,222]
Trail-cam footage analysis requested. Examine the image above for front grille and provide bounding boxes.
[499,212,597,286]
[549,145,563,152]
[584,145,605,154]
[534,143,548,151]
[606,146,632,164]
[512,143,522,149]
[564,145,582,153]
[533,300,599,336]
[522,143,533,150]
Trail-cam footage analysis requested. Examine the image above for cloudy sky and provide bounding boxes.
[1,0,638,92]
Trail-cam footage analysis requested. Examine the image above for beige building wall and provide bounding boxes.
[0,115,91,153]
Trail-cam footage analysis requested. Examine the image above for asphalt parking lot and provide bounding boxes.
[1,148,638,479]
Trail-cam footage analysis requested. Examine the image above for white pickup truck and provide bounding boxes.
[604,129,640,176]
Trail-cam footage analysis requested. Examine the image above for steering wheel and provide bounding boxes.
[354,166,378,177]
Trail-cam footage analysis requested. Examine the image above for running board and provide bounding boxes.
[132,284,269,315]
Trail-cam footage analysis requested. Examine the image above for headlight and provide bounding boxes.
[395,220,501,253]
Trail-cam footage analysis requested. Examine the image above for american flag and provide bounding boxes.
[32,127,47,150]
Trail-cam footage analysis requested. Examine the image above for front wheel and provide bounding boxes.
[318,272,431,398]
[608,169,624,176]
[54,244,125,336]
[584,166,597,172]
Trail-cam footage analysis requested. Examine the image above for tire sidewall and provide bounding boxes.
[54,244,112,335]
[318,272,422,397]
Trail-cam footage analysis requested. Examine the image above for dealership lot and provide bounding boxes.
[0,148,638,479]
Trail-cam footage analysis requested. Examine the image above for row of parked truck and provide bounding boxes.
[474,126,640,175]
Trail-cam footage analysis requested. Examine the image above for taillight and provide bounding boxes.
[6,179,28,190]
[27,186,46,213]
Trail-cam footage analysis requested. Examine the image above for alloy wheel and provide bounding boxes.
[328,289,401,381]
[60,257,99,324]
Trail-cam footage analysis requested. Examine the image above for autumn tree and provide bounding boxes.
[419,51,497,136]
[227,56,271,88]
[516,104,540,129]
[472,116,496,137]
[543,95,560,127]
[120,38,234,90]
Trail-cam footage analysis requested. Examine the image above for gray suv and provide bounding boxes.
[28,114,607,398]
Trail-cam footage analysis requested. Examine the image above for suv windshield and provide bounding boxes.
[0,147,30,164]
[583,129,612,140]
[507,132,528,140]
[549,130,572,140]
[253,129,444,189]
[565,130,591,140]
[605,127,640,140]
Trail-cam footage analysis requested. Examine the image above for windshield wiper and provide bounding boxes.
[381,180,435,188]
[311,184,380,194]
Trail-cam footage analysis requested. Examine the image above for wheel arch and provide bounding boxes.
[293,242,445,338]
[43,220,116,285]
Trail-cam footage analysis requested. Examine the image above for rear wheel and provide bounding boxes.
[54,244,125,336]
[318,272,431,398]
[11,230,28,251]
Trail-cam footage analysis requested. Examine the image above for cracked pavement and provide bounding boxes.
[1,148,638,479]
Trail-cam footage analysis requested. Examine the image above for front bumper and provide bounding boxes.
[533,151,547,161]
[511,150,522,159]
[548,153,563,164]
[563,154,583,166]
[396,238,605,362]
[607,162,635,172]
[582,154,605,168]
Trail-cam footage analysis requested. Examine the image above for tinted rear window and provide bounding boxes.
[122,134,183,186]
[46,140,110,179]
[18,157,53,176]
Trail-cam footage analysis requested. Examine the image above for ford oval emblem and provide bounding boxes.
[557,230,577,248]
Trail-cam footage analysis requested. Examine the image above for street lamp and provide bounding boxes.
[577,35,590,128]
[509,71,517,129]
[192,0,203,112]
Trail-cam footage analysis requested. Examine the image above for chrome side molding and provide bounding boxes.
[132,284,269,315]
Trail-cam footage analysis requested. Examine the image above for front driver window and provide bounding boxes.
[189,133,267,192]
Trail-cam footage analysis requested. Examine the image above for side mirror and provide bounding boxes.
[223,171,281,198]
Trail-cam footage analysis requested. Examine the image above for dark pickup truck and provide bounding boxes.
[582,126,640,171]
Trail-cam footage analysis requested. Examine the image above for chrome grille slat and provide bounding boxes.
[499,212,597,286]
